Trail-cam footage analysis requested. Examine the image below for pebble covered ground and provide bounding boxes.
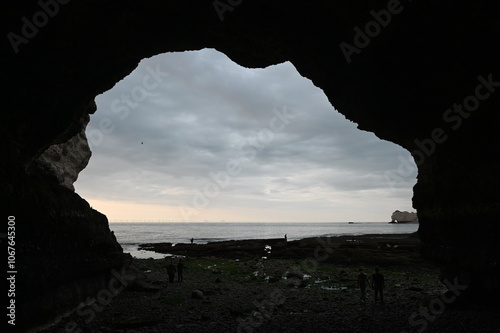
[39,253,500,333]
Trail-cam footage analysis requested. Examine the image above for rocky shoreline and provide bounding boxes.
[39,234,500,333]
[138,233,422,261]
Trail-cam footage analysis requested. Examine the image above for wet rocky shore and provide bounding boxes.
[138,233,422,262]
[39,234,500,333]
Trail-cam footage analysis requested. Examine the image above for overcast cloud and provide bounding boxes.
[74,48,417,222]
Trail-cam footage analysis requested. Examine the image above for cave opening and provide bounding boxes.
[6,1,500,330]
[73,48,417,256]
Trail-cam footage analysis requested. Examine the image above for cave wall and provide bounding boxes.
[27,113,92,191]
[3,0,500,329]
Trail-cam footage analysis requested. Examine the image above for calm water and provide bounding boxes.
[110,222,419,259]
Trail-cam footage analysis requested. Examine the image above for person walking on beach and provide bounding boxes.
[177,259,184,283]
[167,259,177,283]
[357,268,370,304]
[190,238,194,244]
[371,267,385,304]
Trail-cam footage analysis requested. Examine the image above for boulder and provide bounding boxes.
[191,290,204,299]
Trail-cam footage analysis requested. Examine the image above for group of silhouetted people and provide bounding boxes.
[357,267,385,304]
[166,258,185,283]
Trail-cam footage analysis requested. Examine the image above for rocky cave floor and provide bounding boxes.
[39,236,500,333]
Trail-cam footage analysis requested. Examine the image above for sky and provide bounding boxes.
[74,48,417,222]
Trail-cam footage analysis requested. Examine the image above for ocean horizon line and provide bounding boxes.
[108,221,391,223]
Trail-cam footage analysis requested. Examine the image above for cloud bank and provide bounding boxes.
[75,49,417,222]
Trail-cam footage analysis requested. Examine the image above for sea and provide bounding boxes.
[110,222,419,259]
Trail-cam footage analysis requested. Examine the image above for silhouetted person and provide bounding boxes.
[190,238,194,244]
[371,267,385,304]
[177,259,184,282]
[284,234,287,242]
[167,259,177,283]
[357,268,370,304]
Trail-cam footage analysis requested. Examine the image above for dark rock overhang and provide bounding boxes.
[3,0,500,330]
